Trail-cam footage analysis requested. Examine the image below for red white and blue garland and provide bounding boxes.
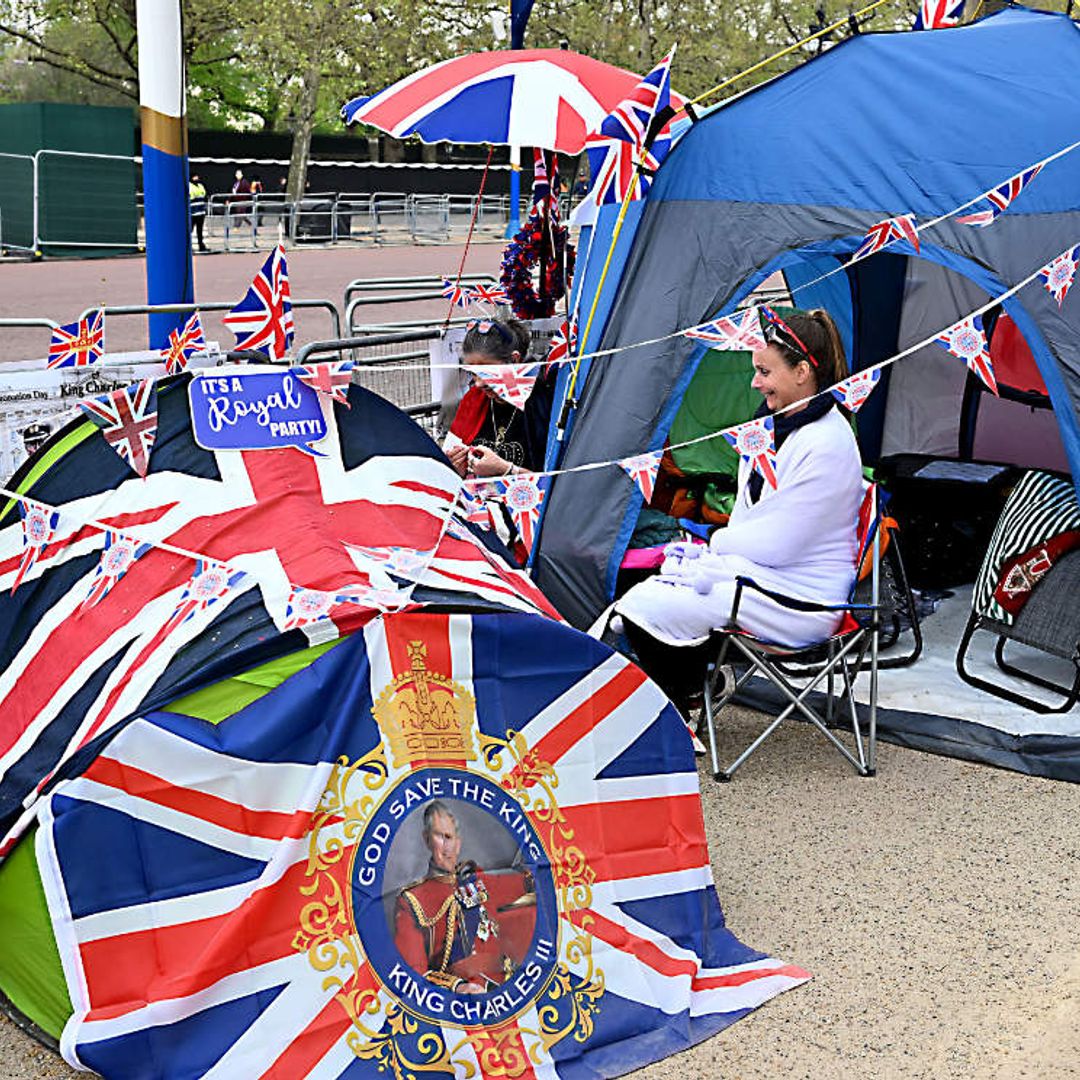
[499,205,576,320]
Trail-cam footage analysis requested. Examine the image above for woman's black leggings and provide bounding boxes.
[622,619,712,720]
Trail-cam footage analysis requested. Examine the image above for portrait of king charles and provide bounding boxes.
[392,800,536,994]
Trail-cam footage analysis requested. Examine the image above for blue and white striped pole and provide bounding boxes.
[136,0,193,349]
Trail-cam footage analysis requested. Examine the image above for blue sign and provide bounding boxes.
[189,370,327,456]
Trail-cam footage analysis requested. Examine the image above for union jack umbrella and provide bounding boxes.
[493,472,548,552]
[342,50,667,154]
[47,310,104,369]
[914,0,964,30]
[935,314,999,395]
[584,47,678,208]
[11,500,60,594]
[77,379,159,478]
[468,282,509,307]
[1038,246,1080,308]
[723,416,778,490]
[221,244,294,359]
[441,277,471,308]
[830,368,882,413]
[852,214,920,260]
[619,450,663,503]
[80,530,152,611]
[956,164,1044,227]
[468,362,539,410]
[684,307,767,352]
[293,359,355,407]
[160,312,207,375]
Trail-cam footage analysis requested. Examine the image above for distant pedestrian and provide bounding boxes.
[189,173,208,252]
[231,168,252,227]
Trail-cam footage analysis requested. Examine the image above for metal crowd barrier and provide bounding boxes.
[343,274,501,335]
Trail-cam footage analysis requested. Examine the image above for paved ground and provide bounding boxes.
[2,705,1078,1079]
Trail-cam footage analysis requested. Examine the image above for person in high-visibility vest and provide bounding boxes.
[189,174,208,252]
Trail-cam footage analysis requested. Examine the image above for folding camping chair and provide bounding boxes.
[700,483,883,781]
[956,470,1080,713]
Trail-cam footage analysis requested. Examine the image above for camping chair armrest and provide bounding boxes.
[730,575,878,623]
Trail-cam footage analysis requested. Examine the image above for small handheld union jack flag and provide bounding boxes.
[914,0,964,30]
[80,530,153,611]
[160,312,207,375]
[11,500,61,594]
[293,359,354,407]
[852,214,920,260]
[956,164,1043,227]
[1038,246,1080,308]
[468,363,539,410]
[723,416,778,490]
[684,307,767,351]
[493,472,548,553]
[221,244,294,359]
[48,310,104,369]
[441,278,470,308]
[78,380,159,478]
[619,450,663,503]
[830,369,882,413]
[584,46,677,206]
[163,560,247,635]
[468,282,509,307]
[935,314,998,395]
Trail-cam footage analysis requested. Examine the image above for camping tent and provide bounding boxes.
[533,7,1080,774]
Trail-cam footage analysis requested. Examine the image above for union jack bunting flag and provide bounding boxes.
[546,315,579,367]
[0,379,557,854]
[441,277,470,308]
[459,480,498,527]
[619,450,663,503]
[280,583,399,631]
[852,214,920,260]
[935,314,999,395]
[47,310,104,369]
[956,164,1044,227]
[11,500,60,594]
[161,312,207,375]
[1038,246,1080,308]
[914,0,964,30]
[684,307,767,352]
[293,359,355,407]
[493,472,548,552]
[468,282,509,307]
[584,47,677,206]
[468,363,539,410]
[37,611,807,1079]
[80,530,152,611]
[723,416,778,489]
[162,559,248,635]
[221,244,294,359]
[77,379,159,478]
[830,368,882,413]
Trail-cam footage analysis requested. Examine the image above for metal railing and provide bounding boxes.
[343,274,502,335]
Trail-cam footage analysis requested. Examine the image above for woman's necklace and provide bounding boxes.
[490,398,511,445]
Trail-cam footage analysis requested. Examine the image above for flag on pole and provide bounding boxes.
[160,312,206,375]
[545,316,579,369]
[221,244,294,359]
[956,165,1044,227]
[80,530,153,611]
[47,310,104,369]
[619,450,663,502]
[441,278,471,308]
[1038,246,1080,308]
[11,501,60,594]
[723,417,778,489]
[935,314,998,395]
[78,380,159,478]
[684,307,767,351]
[468,282,509,307]
[852,215,920,260]
[293,359,354,407]
[830,369,882,412]
[913,0,964,30]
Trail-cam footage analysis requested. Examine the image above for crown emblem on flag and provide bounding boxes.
[373,640,478,768]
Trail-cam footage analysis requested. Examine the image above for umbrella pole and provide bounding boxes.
[505,145,522,239]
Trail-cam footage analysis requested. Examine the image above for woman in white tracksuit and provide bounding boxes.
[615,308,864,715]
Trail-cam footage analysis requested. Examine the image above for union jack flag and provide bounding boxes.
[531,147,559,215]
[221,244,294,359]
[0,378,558,857]
[468,282,509,307]
[441,278,470,308]
[80,529,152,611]
[1038,246,1080,308]
[830,368,882,413]
[492,472,548,553]
[545,316,578,368]
[956,164,1044,227]
[723,416,778,490]
[852,214,920,260]
[47,310,104,369]
[161,312,207,375]
[913,0,964,30]
[293,359,354,407]
[619,450,663,503]
[77,379,159,478]
[468,363,539,410]
[584,47,677,206]
[37,610,808,1080]
[935,314,998,395]
[11,500,60,594]
[684,307,767,351]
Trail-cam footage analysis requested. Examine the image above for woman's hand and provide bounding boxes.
[469,446,514,478]
[447,443,472,477]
